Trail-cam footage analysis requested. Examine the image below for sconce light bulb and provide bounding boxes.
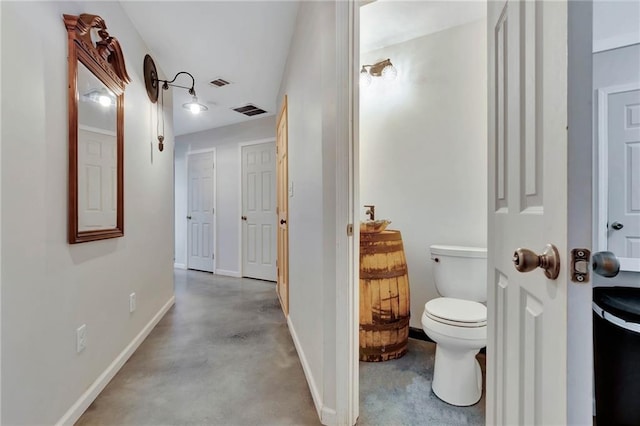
[182,95,207,114]
[360,68,371,87]
[381,64,397,81]
[98,95,112,107]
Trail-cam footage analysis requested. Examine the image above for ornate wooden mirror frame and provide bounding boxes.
[64,14,130,244]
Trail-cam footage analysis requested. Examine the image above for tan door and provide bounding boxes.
[276,96,289,315]
[487,0,569,424]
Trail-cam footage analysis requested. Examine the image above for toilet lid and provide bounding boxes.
[424,297,487,327]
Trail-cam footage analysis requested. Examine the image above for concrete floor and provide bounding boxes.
[77,269,484,425]
[77,269,320,425]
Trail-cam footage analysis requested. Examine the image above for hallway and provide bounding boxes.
[77,270,319,425]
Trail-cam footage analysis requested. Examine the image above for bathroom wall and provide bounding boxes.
[1,2,175,424]
[276,0,346,421]
[360,19,488,328]
[592,43,640,288]
[174,116,275,275]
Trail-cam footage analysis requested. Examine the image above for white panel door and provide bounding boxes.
[78,127,117,231]
[242,142,277,281]
[488,1,568,424]
[187,151,215,273]
[608,89,640,263]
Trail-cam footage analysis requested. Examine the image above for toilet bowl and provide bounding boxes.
[422,245,487,406]
[422,297,486,406]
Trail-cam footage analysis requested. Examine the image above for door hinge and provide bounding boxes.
[347,224,354,236]
[570,248,590,283]
[212,253,215,260]
[212,208,215,214]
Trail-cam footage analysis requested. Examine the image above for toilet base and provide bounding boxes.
[432,345,482,406]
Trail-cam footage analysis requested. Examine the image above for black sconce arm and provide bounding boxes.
[157,71,197,96]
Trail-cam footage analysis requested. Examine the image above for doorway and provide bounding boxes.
[357,1,487,424]
[187,150,216,273]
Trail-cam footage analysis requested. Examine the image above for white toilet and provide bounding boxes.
[421,244,487,407]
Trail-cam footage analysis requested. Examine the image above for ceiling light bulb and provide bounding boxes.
[381,64,397,81]
[360,67,371,87]
[98,95,112,107]
[190,103,201,114]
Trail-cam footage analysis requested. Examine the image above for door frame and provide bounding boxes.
[185,148,217,272]
[339,1,594,424]
[238,138,277,278]
[595,82,640,272]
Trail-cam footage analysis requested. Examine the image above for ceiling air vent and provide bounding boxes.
[232,104,268,117]
[209,78,231,88]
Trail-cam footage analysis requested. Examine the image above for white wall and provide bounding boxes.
[593,0,640,52]
[360,19,487,328]
[277,1,344,422]
[174,116,275,274]
[1,2,175,424]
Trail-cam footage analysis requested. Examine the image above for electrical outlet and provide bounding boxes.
[76,324,87,353]
[129,292,136,313]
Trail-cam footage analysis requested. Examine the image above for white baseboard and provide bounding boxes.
[321,407,337,425]
[173,263,187,270]
[287,316,334,426]
[56,296,176,426]
[215,269,241,278]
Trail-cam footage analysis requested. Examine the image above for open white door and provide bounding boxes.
[487,1,570,424]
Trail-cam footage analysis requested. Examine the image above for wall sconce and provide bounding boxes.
[360,58,397,87]
[143,54,207,151]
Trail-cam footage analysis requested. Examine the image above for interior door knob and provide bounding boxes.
[592,251,620,278]
[280,219,287,225]
[512,244,560,280]
[611,221,624,230]
[241,216,247,221]
[186,215,192,220]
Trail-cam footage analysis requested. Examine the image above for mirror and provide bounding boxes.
[64,14,130,243]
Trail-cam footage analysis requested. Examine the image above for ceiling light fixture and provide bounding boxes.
[82,88,115,107]
[360,58,397,87]
[143,54,207,151]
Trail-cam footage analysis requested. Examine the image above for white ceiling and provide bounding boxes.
[361,0,487,53]
[120,1,300,136]
[121,1,486,137]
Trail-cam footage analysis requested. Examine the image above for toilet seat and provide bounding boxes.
[424,297,487,327]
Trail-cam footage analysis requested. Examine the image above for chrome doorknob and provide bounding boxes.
[611,221,624,230]
[592,251,620,278]
[512,244,560,280]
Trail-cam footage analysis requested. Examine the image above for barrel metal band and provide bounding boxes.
[359,316,410,332]
[360,243,404,255]
[359,340,408,357]
[360,267,408,279]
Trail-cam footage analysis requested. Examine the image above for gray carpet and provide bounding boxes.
[359,339,486,426]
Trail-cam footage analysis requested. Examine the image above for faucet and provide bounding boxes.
[364,205,375,221]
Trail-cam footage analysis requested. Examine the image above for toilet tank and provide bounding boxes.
[430,245,487,302]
